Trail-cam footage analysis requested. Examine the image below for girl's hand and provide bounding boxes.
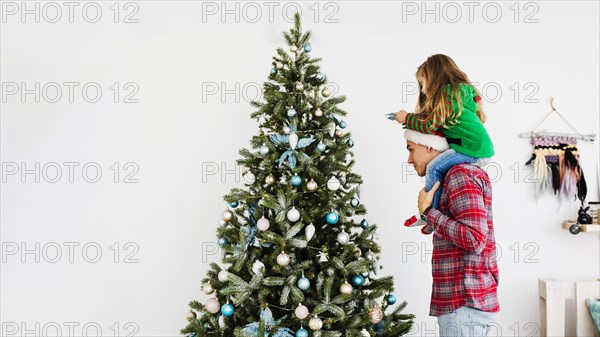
[394,110,409,124]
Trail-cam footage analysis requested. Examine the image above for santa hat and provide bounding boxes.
[403,129,449,152]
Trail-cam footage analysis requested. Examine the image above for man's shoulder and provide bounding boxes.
[446,163,490,182]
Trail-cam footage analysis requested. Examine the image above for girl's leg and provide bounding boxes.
[425,150,483,208]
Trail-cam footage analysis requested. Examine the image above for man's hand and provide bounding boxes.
[418,181,441,213]
[393,110,409,123]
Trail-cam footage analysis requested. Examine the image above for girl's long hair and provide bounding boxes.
[415,54,486,128]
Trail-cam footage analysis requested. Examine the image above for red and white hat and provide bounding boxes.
[403,129,449,152]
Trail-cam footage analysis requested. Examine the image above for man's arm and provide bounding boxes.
[426,167,489,254]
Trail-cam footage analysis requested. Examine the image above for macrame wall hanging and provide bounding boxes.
[520,98,596,203]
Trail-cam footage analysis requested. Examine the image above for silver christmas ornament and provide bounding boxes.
[202,283,214,295]
[307,179,318,191]
[290,45,298,53]
[265,174,275,185]
[187,310,197,320]
[322,88,331,97]
[276,62,284,69]
[314,108,323,117]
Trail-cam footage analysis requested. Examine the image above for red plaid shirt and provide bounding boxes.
[426,164,500,317]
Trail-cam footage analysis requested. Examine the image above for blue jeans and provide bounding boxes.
[426,149,489,209]
[437,306,496,337]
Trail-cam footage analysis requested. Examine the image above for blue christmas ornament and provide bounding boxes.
[348,139,354,148]
[316,142,326,152]
[297,277,310,291]
[339,120,347,129]
[372,320,385,334]
[351,274,364,287]
[290,175,302,187]
[271,67,277,75]
[316,72,325,81]
[360,219,369,229]
[303,43,312,53]
[295,328,309,337]
[287,108,297,117]
[217,238,229,247]
[221,303,234,316]
[229,201,239,208]
[350,198,360,207]
[326,211,339,225]
[387,294,397,305]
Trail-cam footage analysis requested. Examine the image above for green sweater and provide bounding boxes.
[404,83,495,158]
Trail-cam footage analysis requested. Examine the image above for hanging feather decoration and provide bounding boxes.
[526,135,587,202]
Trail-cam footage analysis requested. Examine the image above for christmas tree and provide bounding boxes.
[182,14,414,337]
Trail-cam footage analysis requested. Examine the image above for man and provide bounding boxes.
[404,129,500,337]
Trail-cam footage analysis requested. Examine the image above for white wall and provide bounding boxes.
[1,2,599,336]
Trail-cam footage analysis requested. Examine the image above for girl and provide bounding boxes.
[390,54,494,234]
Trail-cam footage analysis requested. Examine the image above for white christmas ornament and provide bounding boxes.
[295,304,309,319]
[309,317,323,330]
[287,207,300,222]
[252,260,265,274]
[283,126,291,134]
[328,123,336,137]
[327,176,341,191]
[243,172,256,185]
[314,108,323,117]
[289,133,299,149]
[205,298,220,314]
[277,252,291,266]
[257,216,270,231]
[305,224,316,241]
[276,62,284,69]
[340,282,353,294]
[259,145,269,155]
[337,232,350,245]
[218,270,229,282]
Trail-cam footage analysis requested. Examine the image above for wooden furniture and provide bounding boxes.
[539,278,600,336]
